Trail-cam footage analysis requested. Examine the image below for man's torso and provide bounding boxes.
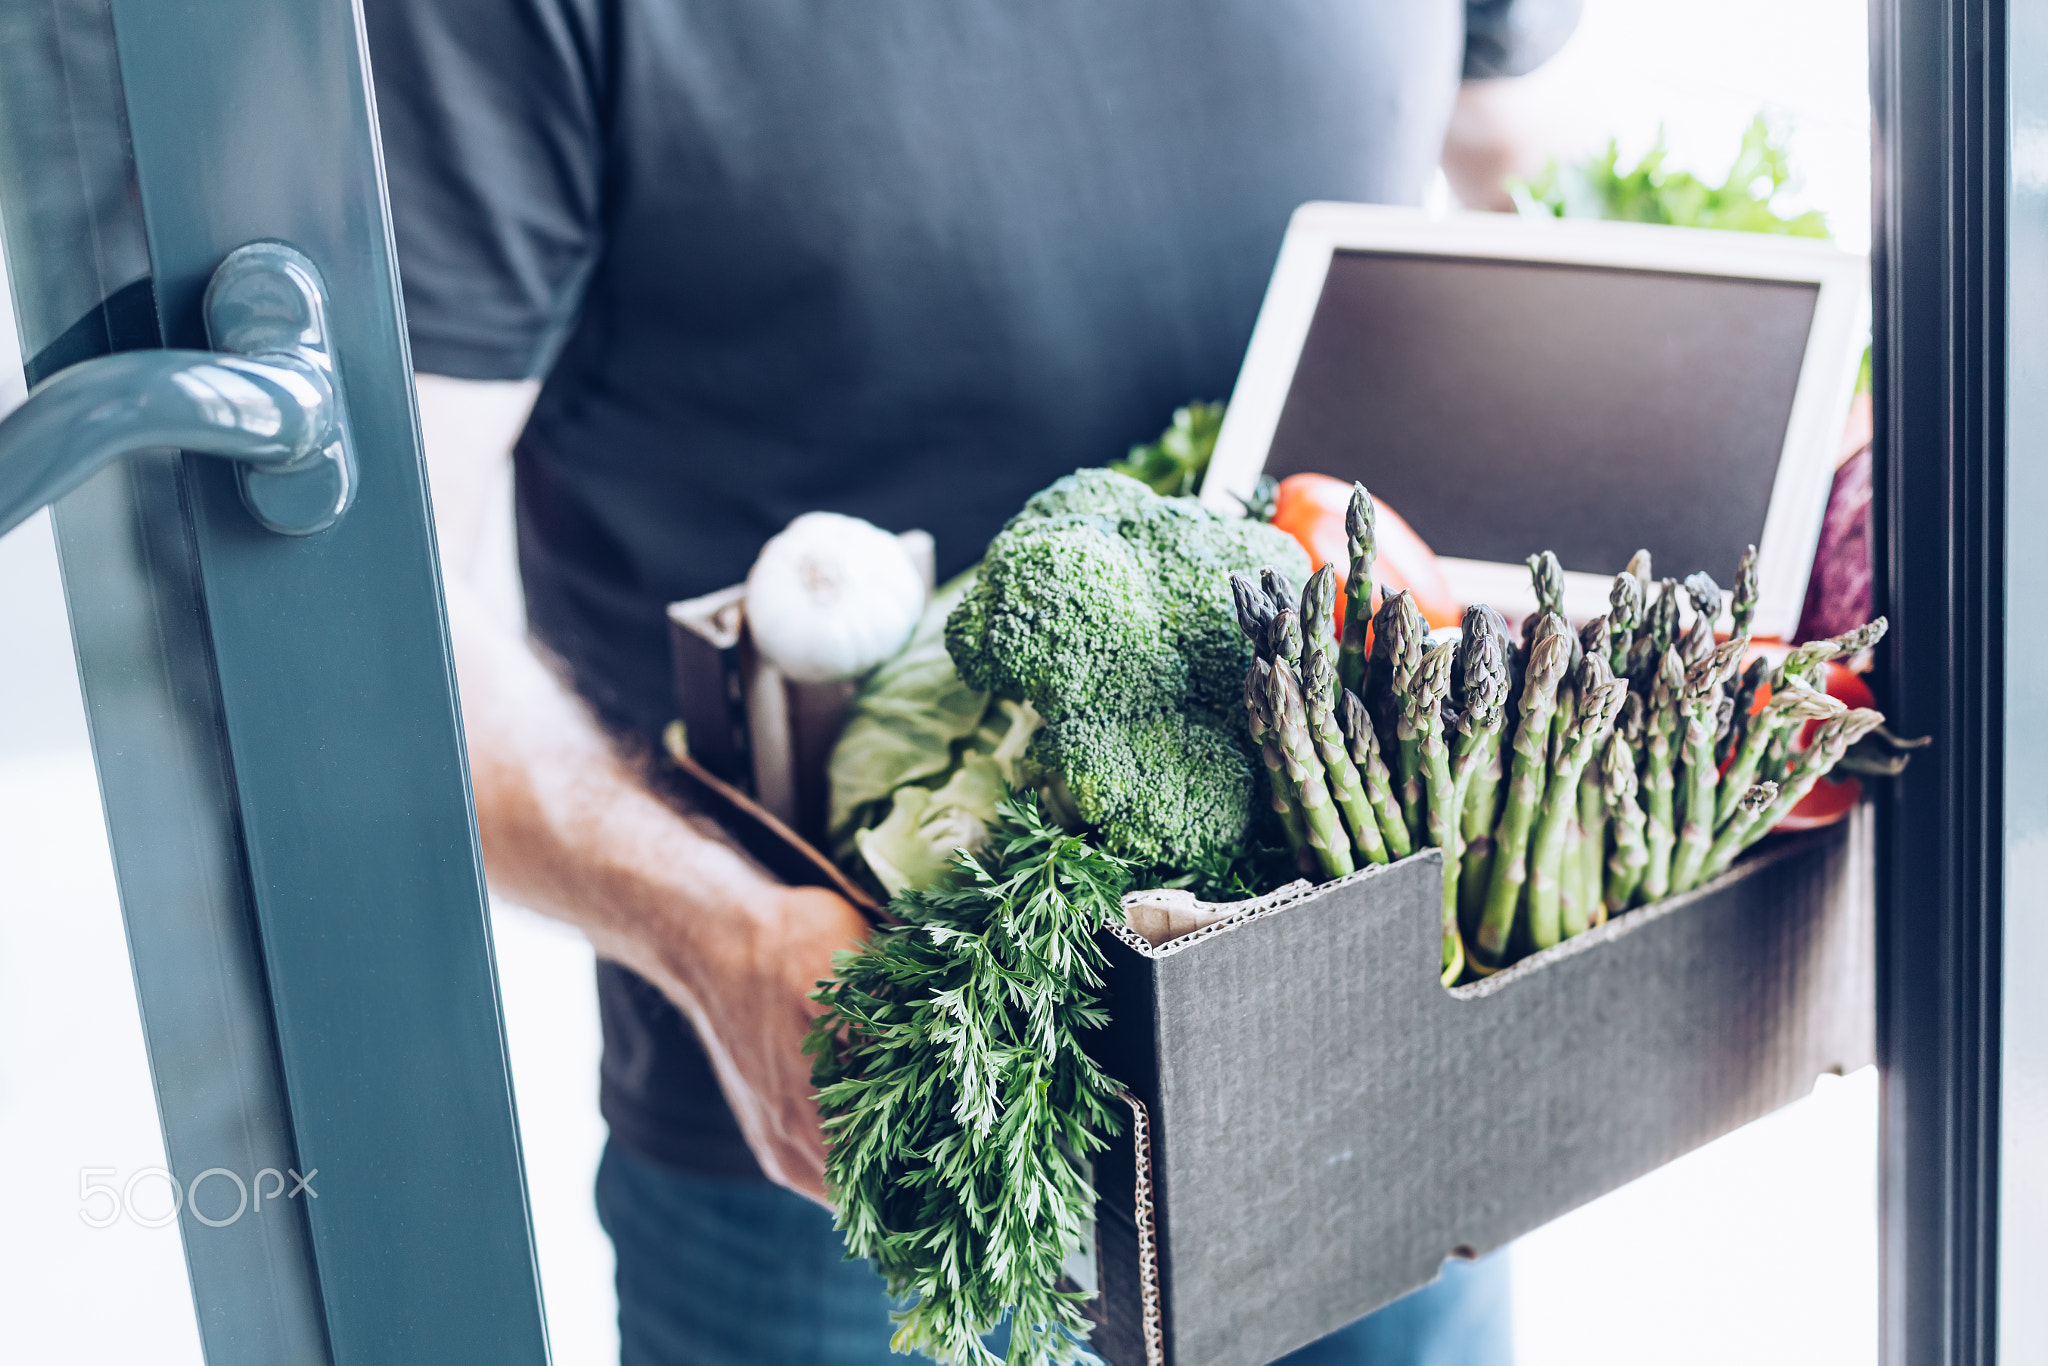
[373,0,1497,1176]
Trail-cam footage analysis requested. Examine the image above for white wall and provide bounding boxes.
[1513,0,1872,254]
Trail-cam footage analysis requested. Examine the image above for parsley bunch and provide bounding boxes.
[808,793,1132,1365]
[1110,399,1225,496]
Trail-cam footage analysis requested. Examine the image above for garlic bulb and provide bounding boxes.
[745,512,927,683]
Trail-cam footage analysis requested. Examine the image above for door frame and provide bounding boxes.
[0,1,551,1361]
[1868,0,2025,1361]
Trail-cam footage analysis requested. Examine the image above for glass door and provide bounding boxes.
[0,2,547,1363]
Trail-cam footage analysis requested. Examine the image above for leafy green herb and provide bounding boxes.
[1509,113,1830,239]
[1242,472,1280,523]
[1145,837,1296,902]
[1111,400,1226,496]
[808,794,1132,1365]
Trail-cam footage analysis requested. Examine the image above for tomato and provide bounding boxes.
[1268,474,1461,634]
[1774,773,1863,830]
[1732,638,1875,831]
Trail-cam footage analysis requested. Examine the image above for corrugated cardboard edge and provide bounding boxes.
[1451,828,1840,1000]
[1105,822,1839,969]
[1094,856,1441,1363]
[1105,854,1441,961]
[1117,1090,1165,1366]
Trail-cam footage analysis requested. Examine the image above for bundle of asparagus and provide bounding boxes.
[1231,485,1888,981]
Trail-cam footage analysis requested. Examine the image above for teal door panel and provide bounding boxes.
[0,0,550,1361]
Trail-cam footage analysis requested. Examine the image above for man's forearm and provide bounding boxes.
[417,374,867,1200]
[444,574,866,1197]
[448,580,754,983]
[417,369,785,984]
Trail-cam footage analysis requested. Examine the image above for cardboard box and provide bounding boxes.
[666,594,1876,1366]
[1084,812,1873,1366]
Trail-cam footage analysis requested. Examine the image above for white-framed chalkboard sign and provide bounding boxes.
[1202,204,1869,638]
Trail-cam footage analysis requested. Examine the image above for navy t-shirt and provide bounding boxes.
[364,0,1579,1176]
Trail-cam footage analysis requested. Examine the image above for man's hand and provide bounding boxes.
[636,885,870,1200]
[1442,79,1549,212]
[416,373,867,1203]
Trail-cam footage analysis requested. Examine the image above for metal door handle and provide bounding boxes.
[0,240,356,537]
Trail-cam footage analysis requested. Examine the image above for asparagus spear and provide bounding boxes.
[1456,606,1513,929]
[1684,571,1723,622]
[1339,484,1377,694]
[1578,614,1610,664]
[1381,592,1429,841]
[1231,571,1278,661]
[1624,633,1657,694]
[1713,693,1736,755]
[1547,612,1585,779]
[1260,567,1300,630]
[1705,709,1886,883]
[1731,545,1760,639]
[1527,656,1629,950]
[1608,571,1643,677]
[1246,659,1315,874]
[1453,607,1511,781]
[1446,609,1510,961]
[1407,640,1465,981]
[1830,616,1889,660]
[1232,574,1309,862]
[1761,619,1888,783]
[1669,640,1747,894]
[1574,766,1607,935]
[1268,599,1304,668]
[1341,689,1413,860]
[1301,564,1340,654]
[1573,615,1613,923]
[1524,551,1566,651]
[1601,726,1650,916]
[1718,656,1768,768]
[1474,618,1572,966]
[1628,577,1682,691]
[1617,548,1657,674]
[1700,781,1780,883]
[1638,647,1685,903]
[1743,709,1887,840]
[1715,684,1847,828]
[1459,723,1507,927]
[1364,589,1409,740]
[1304,644,1389,865]
[1267,655,1355,880]
[1558,805,1585,943]
[1617,688,1645,748]
[1777,617,1890,690]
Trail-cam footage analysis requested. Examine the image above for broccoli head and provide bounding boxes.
[944,514,1186,717]
[1115,496,1308,711]
[945,468,1310,870]
[1029,710,1256,869]
[1008,466,1159,524]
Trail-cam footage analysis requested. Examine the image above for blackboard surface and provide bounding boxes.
[1262,250,1820,586]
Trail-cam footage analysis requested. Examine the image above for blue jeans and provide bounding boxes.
[596,1138,1512,1365]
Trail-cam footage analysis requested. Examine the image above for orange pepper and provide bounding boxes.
[1267,473,1462,635]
